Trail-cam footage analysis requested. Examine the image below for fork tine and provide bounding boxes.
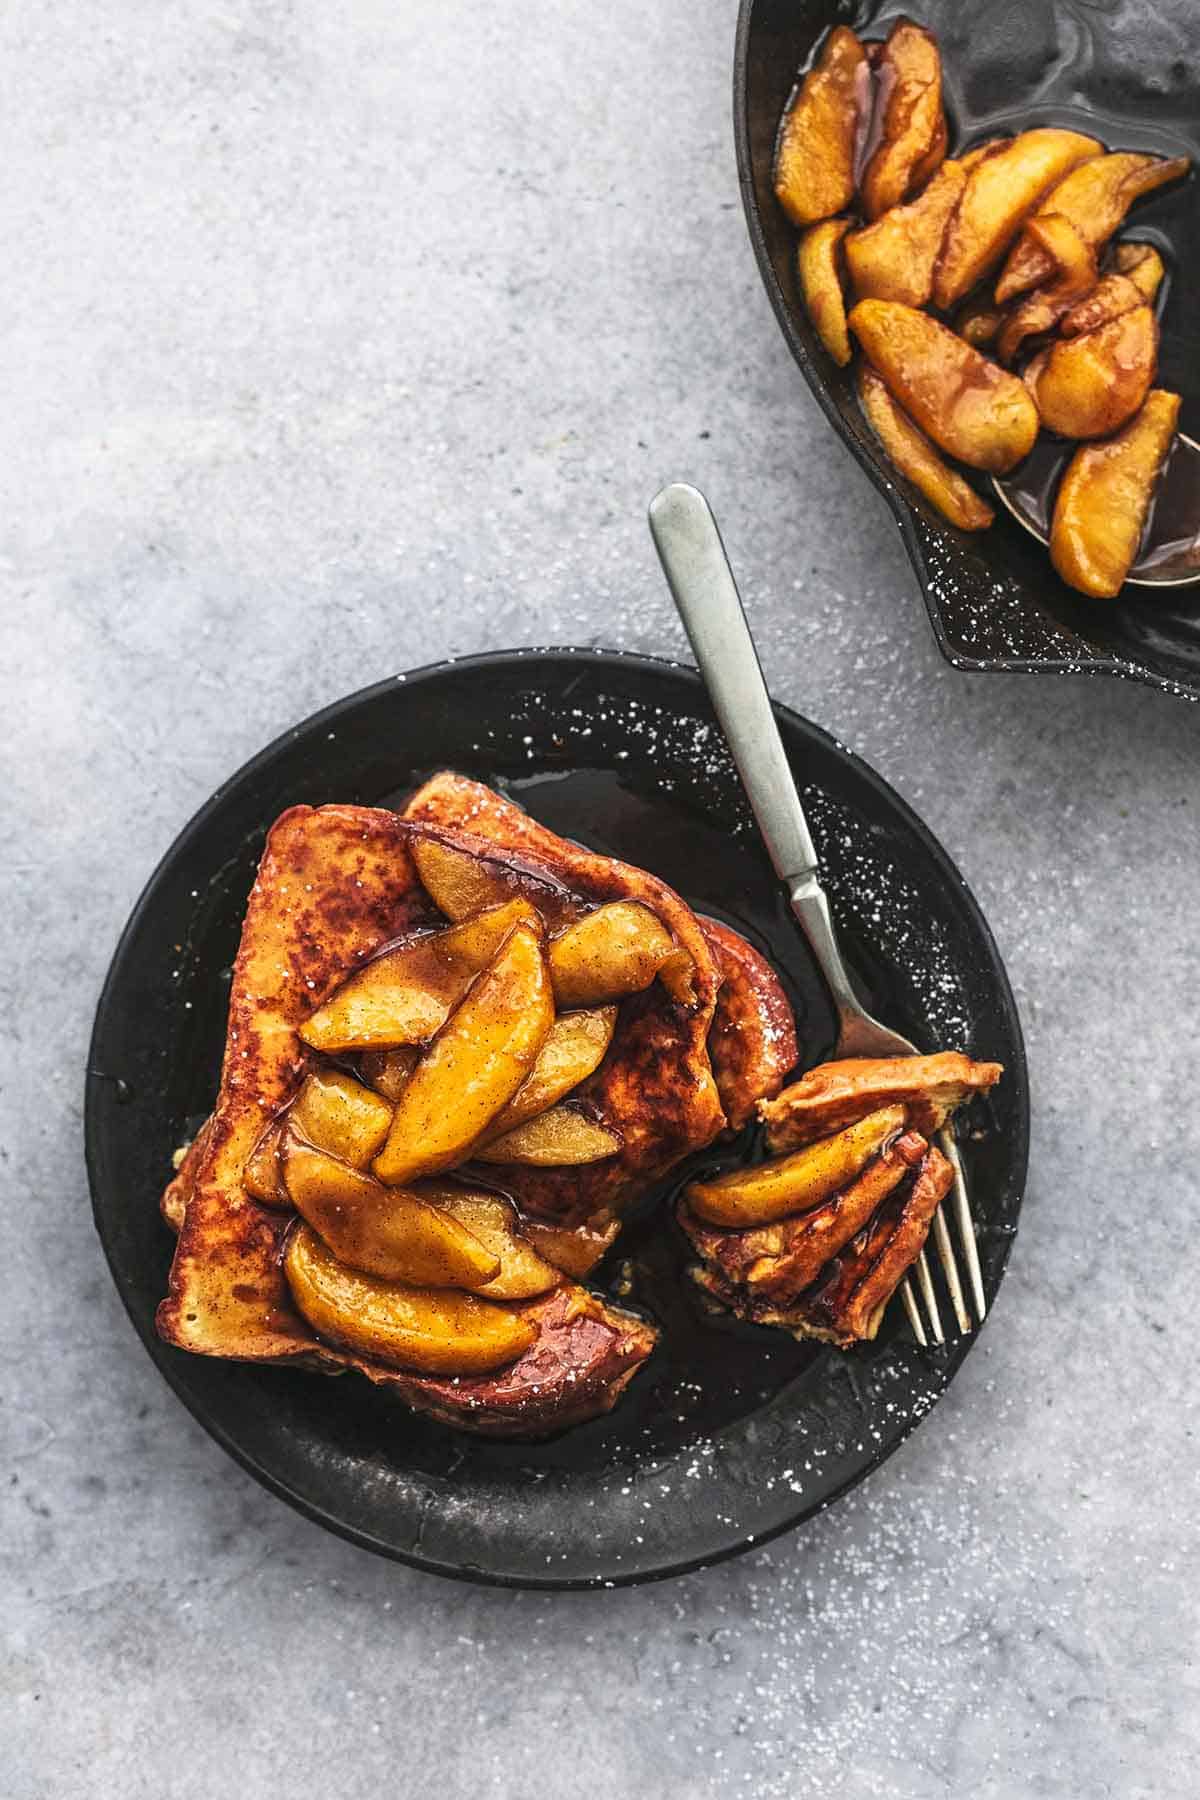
[914,1247,944,1344]
[930,1202,972,1335]
[900,1275,928,1347]
[939,1127,987,1324]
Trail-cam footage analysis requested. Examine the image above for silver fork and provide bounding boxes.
[648,481,986,1345]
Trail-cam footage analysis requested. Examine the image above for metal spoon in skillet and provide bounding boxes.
[992,429,1200,587]
[648,480,985,1345]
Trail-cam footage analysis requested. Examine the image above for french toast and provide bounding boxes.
[716,1142,954,1346]
[157,778,797,1437]
[758,1051,1002,1149]
[680,1053,1000,1347]
[698,919,798,1131]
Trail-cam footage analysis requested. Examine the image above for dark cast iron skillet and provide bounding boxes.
[735,0,1200,698]
[87,650,1028,1587]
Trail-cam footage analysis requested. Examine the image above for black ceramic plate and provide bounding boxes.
[87,650,1028,1588]
[736,0,1200,698]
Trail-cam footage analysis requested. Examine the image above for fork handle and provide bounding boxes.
[647,482,863,1023]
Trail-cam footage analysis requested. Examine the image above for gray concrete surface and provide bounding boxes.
[4,2,1199,1795]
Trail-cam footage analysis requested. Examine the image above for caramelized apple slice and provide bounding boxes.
[959,138,1009,173]
[1021,345,1050,395]
[1112,241,1166,301]
[411,835,507,920]
[486,1005,617,1137]
[1056,273,1140,340]
[410,834,573,926]
[995,214,1097,365]
[1050,389,1180,598]
[773,25,869,227]
[1029,304,1158,439]
[284,1223,534,1375]
[857,366,994,532]
[684,1104,907,1228]
[844,158,968,308]
[291,1068,394,1167]
[523,1215,622,1280]
[299,898,540,1052]
[1014,212,1096,285]
[429,898,542,958]
[475,1107,621,1166]
[420,1185,562,1299]
[359,1046,420,1101]
[860,20,946,220]
[1060,248,1164,338]
[548,902,682,1006]
[656,949,698,1005]
[281,1137,501,1288]
[996,153,1189,302]
[797,218,853,365]
[243,1120,286,1204]
[932,128,1101,308]
[849,300,1039,473]
[372,922,553,1186]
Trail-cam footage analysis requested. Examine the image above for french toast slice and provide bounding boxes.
[155,801,666,1434]
[682,1052,1000,1347]
[681,1128,930,1308]
[688,1141,953,1346]
[156,780,795,1436]
[758,1051,1001,1148]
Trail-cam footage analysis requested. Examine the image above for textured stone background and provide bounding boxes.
[4,2,1199,1796]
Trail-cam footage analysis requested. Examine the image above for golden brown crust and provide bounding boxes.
[154,785,746,1433]
[688,1050,1001,1347]
[364,1284,657,1436]
[759,1051,1002,1150]
[690,1144,952,1347]
[161,1116,213,1233]
[783,1145,953,1344]
[157,804,434,1360]
[699,919,798,1130]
